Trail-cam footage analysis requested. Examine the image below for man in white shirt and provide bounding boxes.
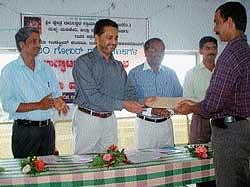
[183,36,217,187]
[183,36,218,144]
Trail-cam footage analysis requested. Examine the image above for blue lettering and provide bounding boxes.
[53,46,84,55]
[40,46,50,55]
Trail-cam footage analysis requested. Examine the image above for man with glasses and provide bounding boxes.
[128,38,183,149]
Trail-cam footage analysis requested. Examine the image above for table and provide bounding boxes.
[0,151,215,187]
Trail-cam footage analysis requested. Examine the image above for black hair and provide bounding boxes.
[15,27,39,52]
[216,2,247,32]
[94,19,118,35]
[199,36,217,49]
[144,38,165,51]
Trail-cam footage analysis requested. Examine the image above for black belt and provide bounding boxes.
[137,114,169,123]
[14,119,51,127]
[78,107,112,118]
[211,116,246,129]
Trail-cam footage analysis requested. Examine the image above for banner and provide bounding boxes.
[21,14,148,120]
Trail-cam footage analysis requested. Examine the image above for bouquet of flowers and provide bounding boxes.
[90,144,130,168]
[185,144,213,159]
[20,156,46,175]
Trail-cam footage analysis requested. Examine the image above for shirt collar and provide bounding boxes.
[93,47,115,63]
[197,61,207,70]
[197,61,214,73]
[228,34,247,45]
[17,55,42,71]
[143,61,163,72]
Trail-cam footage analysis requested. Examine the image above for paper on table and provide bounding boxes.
[72,155,93,163]
[147,97,189,109]
[126,150,164,163]
[158,147,184,154]
[142,147,183,155]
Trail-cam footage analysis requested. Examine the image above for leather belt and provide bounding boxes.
[78,107,112,118]
[14,119,51,127]
[211,116,246,129]
[137,114,169,123]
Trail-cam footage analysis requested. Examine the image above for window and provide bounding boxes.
[0,51,19,70]
[163,52,197,85]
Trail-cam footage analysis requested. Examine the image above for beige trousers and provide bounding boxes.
[72,108,118,154]
[135,118,174,149]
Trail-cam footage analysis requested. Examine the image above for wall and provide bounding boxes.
[0,0,249,50]
[242,0,250,36]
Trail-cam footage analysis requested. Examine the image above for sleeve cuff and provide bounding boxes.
[114,100,124,111]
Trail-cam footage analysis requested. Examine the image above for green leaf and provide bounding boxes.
[91,155,105,168]
[0,167,4,173]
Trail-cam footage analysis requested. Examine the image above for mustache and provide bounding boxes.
[109,44,116,48]
[208,53,216,56]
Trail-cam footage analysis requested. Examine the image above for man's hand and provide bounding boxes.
[123,100,144,113]
[53,97,69,115]
[144,96,157,107]
[151,108,171,118]
[16,94,68,113]
[174,99,198,115]
[39,94,54,110]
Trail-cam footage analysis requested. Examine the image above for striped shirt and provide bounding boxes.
[0,56,61,120]
[200,35,250,119]
[73,48,136,112]
[128,61,183,100]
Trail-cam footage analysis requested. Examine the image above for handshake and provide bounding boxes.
[124,96,197,117]
[144,96,198,116]
[143,96,173,118]
[123,96,181,118]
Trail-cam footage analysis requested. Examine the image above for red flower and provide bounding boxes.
[200,153,208,159]
[103,154,113,162]
[34,159,45,171]
[195,145,208,159]
[186,144,212,160]
[195,145,207,154]
[108,144,118,151]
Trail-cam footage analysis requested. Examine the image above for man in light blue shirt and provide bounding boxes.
[0,27,68,158]
[128,38,183,149]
